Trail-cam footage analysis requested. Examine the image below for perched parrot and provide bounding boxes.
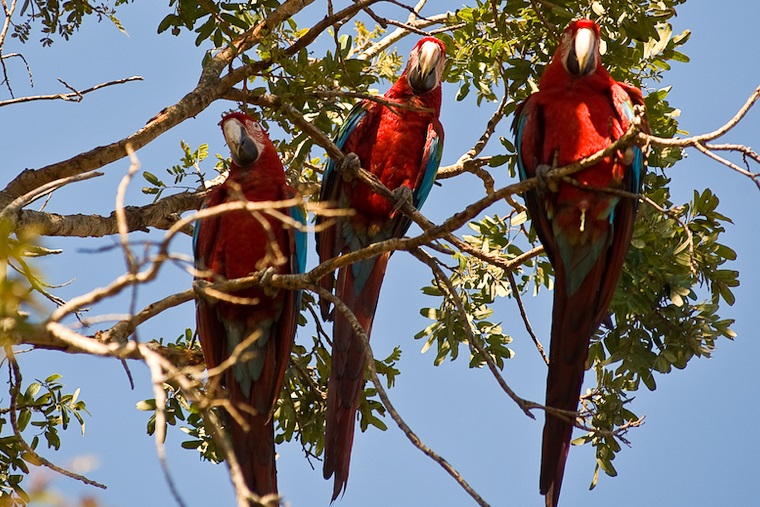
[513,19,648,507]
[194,112,306,498]
[316,36,446,500]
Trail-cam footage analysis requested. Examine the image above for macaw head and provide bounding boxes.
[220,112,269,168]
[406,36,446,94]
[558,18,601,77]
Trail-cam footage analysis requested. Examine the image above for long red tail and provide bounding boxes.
[323,252,390,501]
[540,265,605,507]
[227,380,278,500]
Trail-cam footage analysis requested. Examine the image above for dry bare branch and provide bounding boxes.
[0,76,144,107]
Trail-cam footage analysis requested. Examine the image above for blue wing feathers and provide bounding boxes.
[414,127,443,211]
[322,103,369,188]
[290,204,308,275]
[514,104,531,182]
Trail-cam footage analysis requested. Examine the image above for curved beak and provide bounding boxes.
[566,27,597,76]
[408,41,442,93]
[223,119,259,167]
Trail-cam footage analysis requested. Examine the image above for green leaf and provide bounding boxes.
[136,399,157,411]
[24,382,41,400]
[17,410,31,432]
[488,154,510,167]
[142,171,165,187]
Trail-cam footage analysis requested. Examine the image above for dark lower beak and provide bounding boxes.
[408,65,437,94]
[230,127,259,167]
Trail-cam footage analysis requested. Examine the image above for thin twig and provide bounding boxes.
[0,76,143,107]
[693,141,760,190]
[310,283,491,507]
[144,352,188,507]
[648,83,760,146]
[507,272,548,364]
[409,248,538,417]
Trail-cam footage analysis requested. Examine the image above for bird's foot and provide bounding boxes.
[535,164,559,194]
[392,185,414,213]
[338,152,361,182]
[259,266,280,296]
[260,266,277,286]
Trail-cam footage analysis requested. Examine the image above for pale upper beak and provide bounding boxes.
[567,27,597,76]
[408,41,442,93]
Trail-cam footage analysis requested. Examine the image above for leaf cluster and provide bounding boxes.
[142,141,211,202]
[0,373,88,506]
[10,0,130,46]
[416,217,519,368]
[158,0,279,45]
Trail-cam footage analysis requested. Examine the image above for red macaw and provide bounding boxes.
[513,19,647,507]
[194,112,306,498]
[316,36,446,500]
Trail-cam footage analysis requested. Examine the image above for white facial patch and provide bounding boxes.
[223,118,245,146]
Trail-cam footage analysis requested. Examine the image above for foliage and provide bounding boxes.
[0,373,89,505]
[10,0,130,46]
[142,141,212,202]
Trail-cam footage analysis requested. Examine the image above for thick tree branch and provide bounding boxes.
[15,191,201,237]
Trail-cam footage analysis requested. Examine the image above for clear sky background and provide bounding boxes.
[2,1,758,506]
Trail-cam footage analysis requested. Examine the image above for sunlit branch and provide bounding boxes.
[693,141,760,190]
[139,344,273,507]
[651,84,760,146]
[0,0,21,96]
[116,145,141,273]
[0,171,104,227]
[15,191,201,237]
[358,12,451,60]
[705,142,760,165]
[143,352,188,507]
[45,196,304,325]
[642,83,760,189]
[0,0,328,208]
[100,289,196,345]
[0,0,18,51]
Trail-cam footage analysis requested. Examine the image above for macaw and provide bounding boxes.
[315,36,446,500]
[194,112,306,498]
[513,19,648,507]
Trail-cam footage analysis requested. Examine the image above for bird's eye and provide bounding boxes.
[250,121,263,132]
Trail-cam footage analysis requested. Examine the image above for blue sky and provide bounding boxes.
[3,1,758,506]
